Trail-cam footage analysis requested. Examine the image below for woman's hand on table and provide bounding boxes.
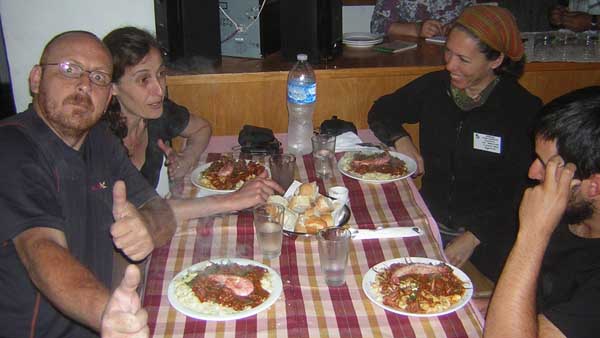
[157,139,194,180]
[101,264,149,338]
[227,172,284,211]
[394,136,424,176]
[444,231,480,268]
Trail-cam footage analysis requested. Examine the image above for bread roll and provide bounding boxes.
[289,195,311,213]
[297,182,318,200]
[304,216,327,234]
[321,214,334,227]
[304,206,318,218]
[315,196,334,213]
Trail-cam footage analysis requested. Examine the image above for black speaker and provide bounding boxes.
[154,0,221,63]
[280,0,342,64]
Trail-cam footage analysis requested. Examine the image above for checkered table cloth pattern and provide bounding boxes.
[144,152,484,337]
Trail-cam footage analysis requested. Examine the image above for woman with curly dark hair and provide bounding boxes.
[103,26,211,193]
[103,27,282,222]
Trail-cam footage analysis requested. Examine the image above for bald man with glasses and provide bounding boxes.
[0,31,172,338]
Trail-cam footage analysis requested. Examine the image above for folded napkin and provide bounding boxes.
[334,131,379,153]
[350,226,422,240]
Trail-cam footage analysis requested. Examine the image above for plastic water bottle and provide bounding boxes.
[287,53,316,155]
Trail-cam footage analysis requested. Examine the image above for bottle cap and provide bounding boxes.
[297,54,308,61]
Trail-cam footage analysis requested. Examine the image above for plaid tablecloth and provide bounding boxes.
[143,152,484,337]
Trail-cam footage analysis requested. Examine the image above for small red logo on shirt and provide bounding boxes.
[91,181,108,191]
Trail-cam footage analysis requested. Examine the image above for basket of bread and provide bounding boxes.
[267,181,350,236]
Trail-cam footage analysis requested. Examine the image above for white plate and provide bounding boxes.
[362,257,473,317]
[190,160,269,194]
[343,32,383,47]
[338,150,417,183]
[167,258,283,321]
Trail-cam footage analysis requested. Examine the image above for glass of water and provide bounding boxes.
[317,227,351,287]
[253,203,285,259]
[311,134,336,179]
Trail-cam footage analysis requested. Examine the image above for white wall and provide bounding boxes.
[343,5,374,33]
[0,0,156,112]
[1,1,374,113]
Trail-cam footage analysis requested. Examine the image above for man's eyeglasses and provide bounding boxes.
[40,61,112,87]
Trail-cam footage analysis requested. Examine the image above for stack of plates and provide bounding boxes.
[342,32,383,48]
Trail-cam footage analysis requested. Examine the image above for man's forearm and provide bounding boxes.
[15,232,109,331]
[139,197,177,248]
[484,230,550,338]
[387,22,420,38]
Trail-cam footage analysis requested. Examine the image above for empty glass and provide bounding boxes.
[311,134,336,179]
[268,153,296,193]
[317,227,351,287]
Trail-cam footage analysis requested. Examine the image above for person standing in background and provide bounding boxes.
[370,0,474,39]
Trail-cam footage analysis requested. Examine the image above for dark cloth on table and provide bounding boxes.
[368,70,542,280]
[538,222,600,338]
[140,98,190,188]
[0,107,157,338]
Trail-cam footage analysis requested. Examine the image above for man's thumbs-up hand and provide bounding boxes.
[111,181,154,261]
[101,264,149,338]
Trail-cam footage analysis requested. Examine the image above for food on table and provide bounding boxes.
[173,262,273,314]
[267,182,343,234]
[340,151,408,180]
[199,156,266,190]
[372,262,466,314]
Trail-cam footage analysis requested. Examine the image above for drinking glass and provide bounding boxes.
[253,203,285,259]
[311,134,336,179]
[317,227,351,286]
[268,153,296,193]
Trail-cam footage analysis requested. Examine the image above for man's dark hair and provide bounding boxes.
[533,86,600,179]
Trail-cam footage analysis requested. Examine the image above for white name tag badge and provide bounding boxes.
[473,132,502,154]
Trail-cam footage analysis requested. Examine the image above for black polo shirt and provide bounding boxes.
[0,107,157,338]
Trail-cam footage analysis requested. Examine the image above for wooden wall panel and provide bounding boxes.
[167,63,600,154]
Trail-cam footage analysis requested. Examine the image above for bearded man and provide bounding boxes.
[0,31,174,338]
[485,86,600,338]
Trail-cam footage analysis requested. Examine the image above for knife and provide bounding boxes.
[350,226,422,240]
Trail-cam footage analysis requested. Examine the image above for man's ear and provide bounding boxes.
[29,65,42,95]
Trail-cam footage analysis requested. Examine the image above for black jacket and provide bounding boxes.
[368,70,543,279]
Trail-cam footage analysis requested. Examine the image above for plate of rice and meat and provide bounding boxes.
[168,258,283,321]
[191,156,269,194]
[362,257,473,317]
[338,150,417,183]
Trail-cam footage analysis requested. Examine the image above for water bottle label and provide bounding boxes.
[287,82,316,104]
